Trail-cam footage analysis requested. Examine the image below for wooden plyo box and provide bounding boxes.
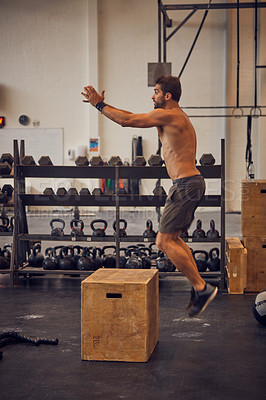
[225,237,247,294]
[81,268,159,362]
[242,237,266,292]
[241,180,266,237]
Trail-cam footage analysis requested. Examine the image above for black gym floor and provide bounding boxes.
[0,211,265,400]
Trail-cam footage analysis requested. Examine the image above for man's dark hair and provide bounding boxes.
[155,76,182,102]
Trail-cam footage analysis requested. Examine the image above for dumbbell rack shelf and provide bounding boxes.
[11,139,225,288]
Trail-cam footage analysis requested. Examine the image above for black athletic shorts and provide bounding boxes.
[159,174,205,234]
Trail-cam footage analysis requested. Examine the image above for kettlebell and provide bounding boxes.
[207,247,220,271]
[90,247,103,270]
[77,247,94,271]
[70,218,85,239]
[149,242,158,260]
[0,248,9,269]
[207,220,220,239]
[90,219,108,237]
[8,217,14,232]
[73,245,84,266]
[115,247,128,268]
[102,245,116,268]
[193,250,208,272]
[50,218,65,238]
[42,247,58,270]
[113,219,127,238]
[0,216,9,232]
[28,243,44,268]
[192,219,206,238]
[138,247,152,269]
[143,220,156,238]
[125,249,143,269]
[58,246,76,270]
[156,250,175,272]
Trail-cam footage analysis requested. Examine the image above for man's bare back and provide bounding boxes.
[157,106,200,181]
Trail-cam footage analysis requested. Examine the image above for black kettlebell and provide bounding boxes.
[53,245,64,264]
[8,217,14,232]
[207,247,220,271]
[192,219,206,238]
[73,245,84,266]
[0,217,9,232]
[58,246,76,270]
[102,245,116,268]
[115,247,128,268]
[113,219,127,238]
[90,219,108,237]
[3,244,11,264]
[193,250,208,272]
[0,248,9,269]
[156,250,175,272]
[138,247,152,269]
[50,218,65,238]
[149,242,158,260]
[70,218,85,239]
[207,220,220,239]
[89,247,103,270]
[77,247,94,271]
[28,243,44,268]
[42,247,58,270]
[125,249,143,269]
[143,220,156,238]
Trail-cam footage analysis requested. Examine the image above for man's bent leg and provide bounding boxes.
[156,231,206,291]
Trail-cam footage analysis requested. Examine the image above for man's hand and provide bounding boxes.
[81,86,105,107]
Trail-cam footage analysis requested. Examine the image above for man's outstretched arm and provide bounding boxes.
[81,85,171,129]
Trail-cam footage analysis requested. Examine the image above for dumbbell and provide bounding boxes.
[38,156,53,165]
[75,156,89,166]
[50,218,65,238]
[108,156,123,166]
[192,220,206,238]
[56,187,67,196]
[148,154,164,166]
[67,188,79,196]
[199,154,215,166]
[132,156,146,166]
[43,188,55,195]
[0,153,13,166]
[90,156,104,166]
[70,218,85,239]
[21,155,36,165]
[207,220,220,238]
[80,188,91,195]
[0,153,13,175]
[113,219,127,238]
[90,219,107,237]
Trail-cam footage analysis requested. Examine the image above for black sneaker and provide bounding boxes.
[188,283,218,317]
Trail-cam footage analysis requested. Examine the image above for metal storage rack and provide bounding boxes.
[11,139,225,288]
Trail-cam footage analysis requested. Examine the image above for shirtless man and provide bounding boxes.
[81,76,218,317]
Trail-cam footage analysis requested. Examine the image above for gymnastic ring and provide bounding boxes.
[232,107,243,118]
[250,107,262,118]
